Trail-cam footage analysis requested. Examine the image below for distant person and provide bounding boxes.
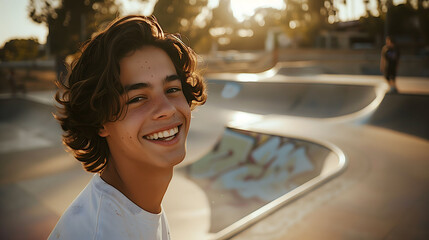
[8,68,26,95]
[49,15,207,240]
[380,36,400,93]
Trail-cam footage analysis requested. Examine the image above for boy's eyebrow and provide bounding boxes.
[165,74,180,82]
[124,82,149,92]
[123,74,181,92]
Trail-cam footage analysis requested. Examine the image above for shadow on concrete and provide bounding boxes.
[0,97,61,143]
[367,93,429,140]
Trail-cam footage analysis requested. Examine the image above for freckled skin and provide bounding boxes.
[98,46,192,214]
[99,46,191,170]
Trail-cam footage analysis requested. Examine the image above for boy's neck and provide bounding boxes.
[100,159,173,214]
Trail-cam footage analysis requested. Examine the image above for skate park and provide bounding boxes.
[1,62,428,239]
[2,0,429,238]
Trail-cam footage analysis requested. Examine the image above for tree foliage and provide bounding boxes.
[281,0,338,46]
[389,3,429,46]
[0,38,40,61]
[152,0,208,43]
[363,0,429,47]
[149,0,341,49]
[28,0,428,54]
[28,0,119,55]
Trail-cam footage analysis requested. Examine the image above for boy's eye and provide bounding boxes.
[167,87,182,93]
[126,96,146,105]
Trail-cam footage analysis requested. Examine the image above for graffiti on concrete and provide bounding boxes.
[185,127,331,233]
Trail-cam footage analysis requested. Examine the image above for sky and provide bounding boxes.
[0,0,406,47]
[0,0,49,46]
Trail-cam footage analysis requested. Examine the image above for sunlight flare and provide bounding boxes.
[230,0,286,22]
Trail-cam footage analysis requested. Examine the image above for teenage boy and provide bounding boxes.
[49,15,207,240]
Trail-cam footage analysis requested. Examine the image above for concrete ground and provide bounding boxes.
[0,73,428,240]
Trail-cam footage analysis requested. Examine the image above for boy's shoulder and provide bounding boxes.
[48,175,131,239]
[48,175,99,239]
[48,174,169,240]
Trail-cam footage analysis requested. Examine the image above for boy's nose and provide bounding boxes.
[152,94,176,120]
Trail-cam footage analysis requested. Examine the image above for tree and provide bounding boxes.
[364,0,429,47]
[0,38,40,61]
[28,0,119,55]
[204,0,239,50]
[150,0,243,51]
[276,0,337,47]
[151,0,209,44]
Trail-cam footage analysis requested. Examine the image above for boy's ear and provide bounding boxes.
[98,126,109,137]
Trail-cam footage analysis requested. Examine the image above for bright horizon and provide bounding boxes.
[0,0,49,46]
[0,0,406,47]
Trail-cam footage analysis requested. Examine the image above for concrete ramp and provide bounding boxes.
[0,98,62,154]
[205,71,389,123]
[168,72,427,239]
[168,74,388,239]
[179,127,345,239]
[207,81,376,118]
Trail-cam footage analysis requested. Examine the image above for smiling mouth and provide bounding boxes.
[144,126,180,141]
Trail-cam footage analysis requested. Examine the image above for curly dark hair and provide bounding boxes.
[55,15,207,173]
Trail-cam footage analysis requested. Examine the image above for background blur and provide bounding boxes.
[1,0,428,88]
[0,1,428,240]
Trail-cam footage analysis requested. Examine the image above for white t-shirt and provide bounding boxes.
[49,174,171,240]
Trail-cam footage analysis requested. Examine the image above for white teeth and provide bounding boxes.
[164,136,175,141]
[145,126,179,140]
[163,130,169,137]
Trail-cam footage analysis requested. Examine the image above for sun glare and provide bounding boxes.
[230,0,286,22]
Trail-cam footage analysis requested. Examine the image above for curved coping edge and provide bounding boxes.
[206,77,389,123]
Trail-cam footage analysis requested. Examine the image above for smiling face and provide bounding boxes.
[99,46,191,170]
